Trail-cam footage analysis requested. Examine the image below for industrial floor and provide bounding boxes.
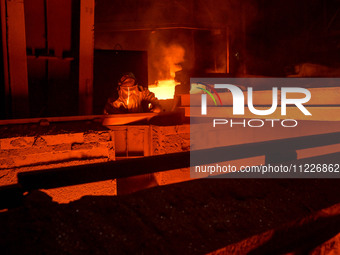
[0,177,339,254]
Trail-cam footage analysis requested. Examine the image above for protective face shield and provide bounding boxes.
[118,85,137,100]
[118,73,137,87]
[117,84,141,111]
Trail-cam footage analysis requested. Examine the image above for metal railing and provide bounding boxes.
[1,131,340,209]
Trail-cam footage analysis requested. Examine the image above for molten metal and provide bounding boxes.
[149,79,178,100]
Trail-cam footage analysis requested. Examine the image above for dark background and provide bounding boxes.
[0,0,340,118]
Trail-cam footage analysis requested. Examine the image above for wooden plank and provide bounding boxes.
[6,0,29,117]
[0,113,156,126]
[102,113,157,126]
[0,114,103,125]
[79,0,95,115]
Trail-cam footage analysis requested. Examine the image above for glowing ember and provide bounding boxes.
[149,79,178,100]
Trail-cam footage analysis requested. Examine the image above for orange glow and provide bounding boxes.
[164,45,185,77]
[148,45,184,100]
[149,79,178,100]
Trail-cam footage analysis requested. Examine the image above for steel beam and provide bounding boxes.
[79,0,95,115]
[5,0,29,118]
[15,131,340,191]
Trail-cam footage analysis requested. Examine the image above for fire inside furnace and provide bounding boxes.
[148,79,178,100]
[148,44,184,100]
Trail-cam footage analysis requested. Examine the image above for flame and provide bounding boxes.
[149,79,178,100]
[148,44,184,100]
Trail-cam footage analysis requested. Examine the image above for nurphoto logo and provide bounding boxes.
[196,83,312,128]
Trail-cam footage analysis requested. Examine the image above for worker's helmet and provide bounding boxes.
[118,72,137,87]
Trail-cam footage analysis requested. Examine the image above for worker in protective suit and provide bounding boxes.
[104,72,161,114]
[104,73,160,195]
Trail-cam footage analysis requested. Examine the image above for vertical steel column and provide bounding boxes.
[0,0,10,117]
[79,0,94,115]
[4,0,29,118]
